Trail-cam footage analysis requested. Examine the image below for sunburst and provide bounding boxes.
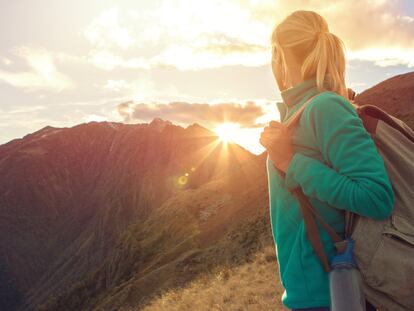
[214,122,240,144]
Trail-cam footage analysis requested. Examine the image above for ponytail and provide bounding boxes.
[271,10,348,99]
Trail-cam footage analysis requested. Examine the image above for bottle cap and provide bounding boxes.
[330,238,358,268]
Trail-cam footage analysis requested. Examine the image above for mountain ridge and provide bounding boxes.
[0,115,260,311]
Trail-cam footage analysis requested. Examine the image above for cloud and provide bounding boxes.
[83,2,269,71]
[0,47,74,91]
[84,8,134,49]
[103,79,132,92]
[151,44,268,71]
[7,105,46,114]
[83,1,414,71]
[117,100,265,128]
[101,78,158,103]
[87,50,150,71]
[348,48,414,68]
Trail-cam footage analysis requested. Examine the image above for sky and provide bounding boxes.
[0,0,413,154]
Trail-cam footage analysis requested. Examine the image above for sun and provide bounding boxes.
[214,122,240,143]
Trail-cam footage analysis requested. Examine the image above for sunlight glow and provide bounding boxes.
[81,1,414,71]
[214,123,240,143]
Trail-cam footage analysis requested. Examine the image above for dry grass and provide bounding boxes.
[136,246,288,311]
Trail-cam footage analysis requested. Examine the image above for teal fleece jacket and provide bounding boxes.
[266,78,395,309]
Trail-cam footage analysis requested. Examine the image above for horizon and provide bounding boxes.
[1,0,413,154]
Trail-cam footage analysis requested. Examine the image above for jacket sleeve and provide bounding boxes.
[284,92,395,220]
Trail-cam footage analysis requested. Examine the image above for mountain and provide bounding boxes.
[1,71,413,311]
[148,117,173,132]
[0,118,265,311]
[354,71,414,128]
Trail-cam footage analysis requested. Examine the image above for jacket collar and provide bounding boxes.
[276,76,330,122]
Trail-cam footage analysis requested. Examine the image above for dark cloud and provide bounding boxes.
[117,100,265,128]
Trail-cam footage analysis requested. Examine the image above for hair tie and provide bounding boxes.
[315,30,328,39]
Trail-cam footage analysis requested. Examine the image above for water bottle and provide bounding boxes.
[329,238,366,311]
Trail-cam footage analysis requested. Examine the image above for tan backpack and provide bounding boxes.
[283,90,414,311]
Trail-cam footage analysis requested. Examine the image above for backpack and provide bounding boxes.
[283,90,414,311]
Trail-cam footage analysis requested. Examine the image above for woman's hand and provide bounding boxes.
[260,120,294,173]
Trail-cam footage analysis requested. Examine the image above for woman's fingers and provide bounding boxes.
[262,129,280,139]
[270,122,293,135]
[259,135,274,149]
[261,129,290,144]
[264,120,284,130]
[260,120,293,152]
[264,124,283,132]
[262,122,290,139]
[269,120,283,128]
[260,131,275,147]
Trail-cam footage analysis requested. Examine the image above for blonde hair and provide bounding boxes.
[271,10,348,98]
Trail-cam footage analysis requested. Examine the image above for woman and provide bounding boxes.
[259,10,394,311]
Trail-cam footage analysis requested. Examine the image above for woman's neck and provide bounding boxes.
[287,64,303,88]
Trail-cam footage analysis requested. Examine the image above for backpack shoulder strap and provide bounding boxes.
[281,91,350,271]
[285,94,320,130]
[293,188,344,272]
[285,90,359,130]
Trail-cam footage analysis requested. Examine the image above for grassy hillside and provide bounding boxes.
[36,214,285,311]
[34,160,277,311]
[139,245,286,311]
